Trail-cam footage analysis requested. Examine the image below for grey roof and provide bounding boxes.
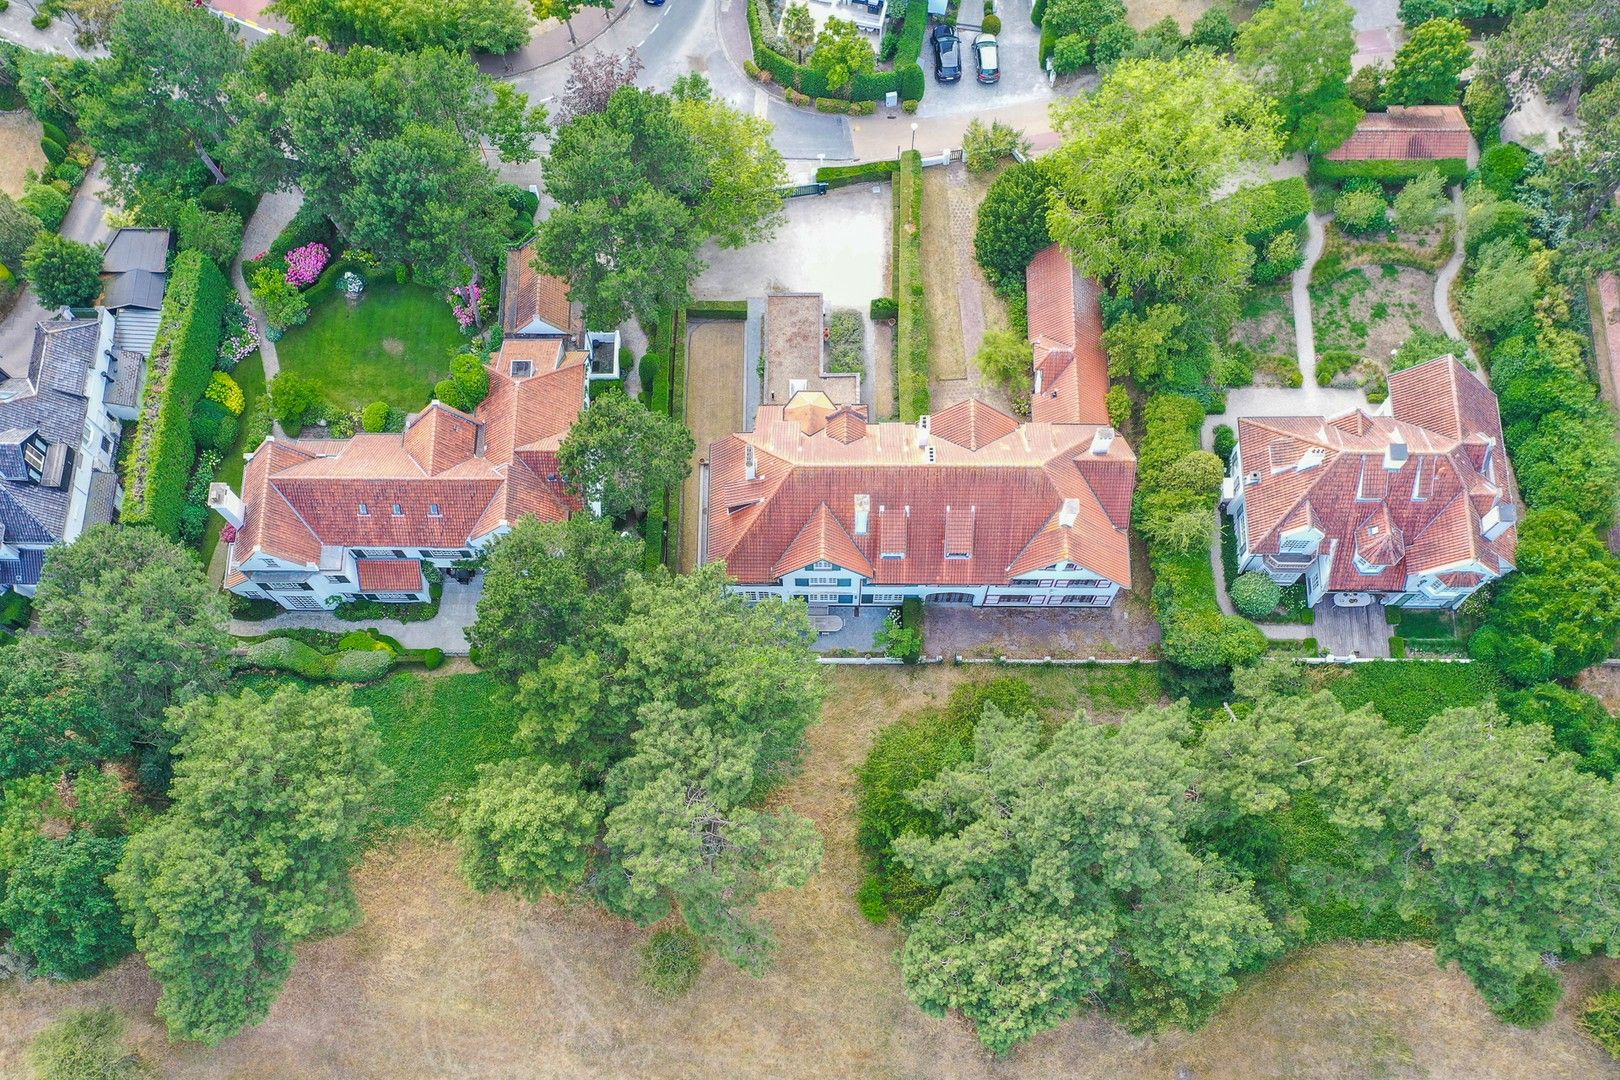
[0,547,46,589]
[104,349,145,410]
[103,268,167,311]
[84,469,119,529]
[0,319,98,543]
[102,228,170,274]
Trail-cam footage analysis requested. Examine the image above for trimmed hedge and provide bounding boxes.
[816,160,899,189]
[1308,156,1468,185]
[1225,177,1311,247]
[895,151,929,422]
[684,298,749,319]
[119,251,229,537]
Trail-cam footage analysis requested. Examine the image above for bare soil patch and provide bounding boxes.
[679,320,745,570]
[0,112,46,202]
[1312,264,1442,385]
[1230,287,1302,388]
[928,164,1020,414]
[379,337,405,357]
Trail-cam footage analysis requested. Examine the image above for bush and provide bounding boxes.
[1490,967,1562,1028]
[869,296,898,320]
[177,201,243,269]
[1391,169,1448,231]
[361,400,391,432]
[238,634,401,682]
[267,202,339,265]
[815,97,850,114]
[1051,33,1089,73]
[1092,20,1135,66]
[855,876,889,922]
[1106,384,1131,430]
[1334,188,1388,233]
[1315,349,1359,386]
[816,159,898,189]
[188,398,237,450]
[900,595,922,631]
[0,833,132,979]
[896,152,930,422]
[1479,141,1529,198]
[39,137,65,165]
[1230,570,1281,618]
[206,370,244,414]
[119,251,228,537]
[981,12,1002,33]
[199,183,259,220]
[1463,73,1509,143]
[1253,230,1303,284]
[683,299,750,319]
[1212,424,1235,461]
[962,118,1028,172]
[51,159,84,186]
[642,927,705,997]
[435,353,491,412]
[1189,3,1235,51]
[973,159,1053,294]
[19,181,68,230]
[269,371,324,432]
[875,618,922,662]
[1582,987,1620,1059]
[39,120,69,147]
[826,307,864,373]
[1226,177,1310,247]
[27,1008,146,1080]
[21,232,102,308]
[897,61,924,103]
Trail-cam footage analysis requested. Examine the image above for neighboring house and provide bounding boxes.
[100,227,172,356]
[1223,355,1519,611]
[212,344,588,610]
[502,243,619,382]
[0,315,141,596]
[701,395,1135,609]
[1026,243,1111,426]
[1324,106,1472,163]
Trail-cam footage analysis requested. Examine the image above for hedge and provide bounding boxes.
[1308,157,1468,185]
[895,152,929,422]
[641,307,679,571]
[667,307,687,562]
[119,251,229,537]
[232,632,434,682]
[1224,177,1311,247]
[749,0,925,103]
[684,298,750,319]
[816,160,899,189]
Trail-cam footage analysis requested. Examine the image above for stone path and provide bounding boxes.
[1432,186,1476,362]
[230,577,483,654]
[945,165,987,363]
[234,190,303,386]
[1207,516,1314,642]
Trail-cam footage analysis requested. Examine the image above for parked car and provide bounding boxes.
[645,0,665,7]
[931,24,962,83]
[973,35,999,83]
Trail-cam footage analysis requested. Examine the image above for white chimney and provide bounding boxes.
[1090,426,1115,456]
[1295,447,1326,472]
[1482,502,1517,541]
[853,494,870,535]
[916,417,930,448]
[1059,497,1079,528]
[1384,438,1408,471]
[745,444,757,482]
[207,483,245,528]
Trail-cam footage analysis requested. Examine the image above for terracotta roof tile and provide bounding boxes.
[1324,106,1471,162]
[502,244,574,336]
[1025,245,1110,424]
[403,402,479,475]
[772,503,875,578]
[931,399,1018,450]
[357,559,425,592]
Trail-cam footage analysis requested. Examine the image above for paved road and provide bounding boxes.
[0,158,114,380]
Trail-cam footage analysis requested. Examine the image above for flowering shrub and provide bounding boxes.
[284,242,330,288]
[216,296,257,369]
[206,371,245,415]
[449,282,483,329]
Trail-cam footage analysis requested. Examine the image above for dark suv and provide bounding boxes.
[931,24,962,83]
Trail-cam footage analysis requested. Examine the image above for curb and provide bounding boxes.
[488,0,641,78]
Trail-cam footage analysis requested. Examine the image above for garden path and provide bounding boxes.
[234,190,303,387]
[1208,514,1313,642]
[1432,187,1477,362]
[229,576,482,654]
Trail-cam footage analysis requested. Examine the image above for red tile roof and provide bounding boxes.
[1234,355,1518,593]
[705,400,1136,589]
[501,244,574,336]
[1026,244,1111,425]
[357,559,425,592]
[1324,106,1472,162]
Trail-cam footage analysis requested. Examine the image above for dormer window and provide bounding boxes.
[357,503,369,516]
[510,359,533,378]
[391,503,404,517]
[429,503,442,517]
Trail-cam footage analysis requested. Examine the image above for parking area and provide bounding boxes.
[918,0,1055,119]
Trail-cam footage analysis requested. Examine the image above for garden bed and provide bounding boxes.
[1227,287,1300,388]
[0,111,46,201]
[1310,265,1443,396]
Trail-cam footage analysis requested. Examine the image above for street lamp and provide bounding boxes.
[910,122,918,151]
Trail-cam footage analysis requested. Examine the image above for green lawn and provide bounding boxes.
[275,282,466,413]
[1318,660,1501,732]
[202,349,267,568]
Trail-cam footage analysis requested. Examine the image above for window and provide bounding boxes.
[806,576,849,587]
[1059,594,1107,605]
[1062,579,1105,589]
[864,593,903,604]
[1280,536,1313,553]
[811,561,834,570]
[994,594,1032,604]
[794,577,809,587]
[429,503,442,517]
[100,435,111,453]
[391,503,403,517]
[1011,577,1042,586]
[424,549,462,559]
[806,592,839,603]
[358,503,369,517]
[261,581,314,592]
[327,575,350,585]
[278,595,325,611]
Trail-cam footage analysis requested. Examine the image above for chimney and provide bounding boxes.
[207,483,245,528]
[916,416,930,448]
[1059,497,1079,528]
[853,494,870,535]
[1295,447,1325,472]
[745,444,757,481]
[1384,437,1408,471]
[1090,426,1115,456]
[1481,502,1517,541]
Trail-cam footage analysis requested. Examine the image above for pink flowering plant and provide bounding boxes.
[284,242,331,288]
[450,282,483,330]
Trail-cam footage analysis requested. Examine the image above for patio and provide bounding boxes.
[808,605,890,654]
[1313,598,1394,658]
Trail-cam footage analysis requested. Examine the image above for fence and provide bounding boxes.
[817,655,946,665]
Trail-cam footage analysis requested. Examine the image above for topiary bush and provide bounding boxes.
[982,12,1002,33]
[869,296,898,320]
[1478,141,1529,198]
[1230,570,1282,619]
[641,927,705,997]
[361,400,390,432]
[189,398,237,450]
[1212,424,1236,461]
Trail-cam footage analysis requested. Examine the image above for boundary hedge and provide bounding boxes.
[1224,177,1310,247]
[895,151,929,422]
[685,299,749,319]
[641,308,678,571]
[748,0,927,103]
[816,160,899,189]
[119,251,229,537]
[1308,157,1468,185]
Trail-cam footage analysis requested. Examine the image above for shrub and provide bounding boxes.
[1212,424,1235,461]
[329,648,397,682]
[21,232,103,308]
[1334,188,1388,233]
[1051,33,1089,73]
[39,120,69,147]
[1092,21,1135,66]
[268,202,339,265]
[199,184,259,220]
[435,353,491,412]
[981,12,1002,33]
[1254,230,1303,284]
[1582,987,1620,1059]
[1230,571,1281,618]
[1315,349,1359,386]
[1391,169,1448,231]
[816,159,898,189]
[269,371,323,431]
[855,876,889,922]
[1226,177,1310,247]
[1463,73,1509,143]
[875,618,922,662]
[39,137,65,165]
[1479,141,1529,198]
[1490,967,1562,1028]
[897,62,924,103]
[642,927,705,997]
[119,251,228,537]
[188,398,237,450]
[900,595,923,631]
[361,400,390,432]
[973,160,1052,294]
[1106,384,1131,430]
[250,265,309,334]
[284,241,330,288]
[869,296,898,320]
[177,201,243,269]
[962,118,1029,172]
[1189,3,1235,51]
[51,160,84,186]
[27,1008,147,1080]
[815,97,850,114]
[206,370,245,415]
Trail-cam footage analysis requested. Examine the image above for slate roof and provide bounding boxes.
[1234,355,1518,592]
[706,397,1136,588]
[501,243,574,337]
[104,350,145,411]
[1025,244,1110,426]
[103,268,167,311]
[228,346,586,575]
[1324,106,1472,162]
[101,228,170,274]
[0,319,98,545]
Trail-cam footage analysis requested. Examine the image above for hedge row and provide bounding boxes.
[895,151,930,422]
[1224,177,1310,248]
[816,160,900,190]
[667,307,688,565]
[748,0,926,103]
[642,307,679,572]
[119,251,229,537]
[232,631,443,682]
[1308,157,1468,185]
[685,299,749,319]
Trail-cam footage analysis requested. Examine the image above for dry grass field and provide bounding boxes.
[677,320,745,571]
[4,666,1618,1078]
[0,112,46,201]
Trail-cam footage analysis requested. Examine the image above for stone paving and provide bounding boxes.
[230,577,484,654]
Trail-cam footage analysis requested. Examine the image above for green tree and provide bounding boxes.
[1189,3,1236,51]
[1539,78,1620,232]
[1470,510,1620,684]
[1459,239,1536,336]
[1515,409,1620,530]
[176,201,242,269]
[670,74,787,251]
[31,526,229,756]
[781,1,815,61]
[27,1009,149,1080]
[1044,0,1126,52]
[0,833,132,979]
[1235,0,1358,154]
[973,160,1054,294]
[809,18,876,96]
[269,0,531,54]
[973,328,1033,401]
[1501,682,1620,777]
[0,639,122,783]
[1047,55,1279,361]
[1477,0,1617,111]
[20,233,104,308]
[532,0,613,47]
[1385,18,1470,105]
[0,192,42,271]
[458,759,604,897]
[557,390,695,522]
[1101,302,1187,386]
[76,0,244,198]
[467,512,642,678]
[1391,168,1448,231]
[112,686,389,1044]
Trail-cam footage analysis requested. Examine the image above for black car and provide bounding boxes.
[973,35,999,83]
[931,24,962,83]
